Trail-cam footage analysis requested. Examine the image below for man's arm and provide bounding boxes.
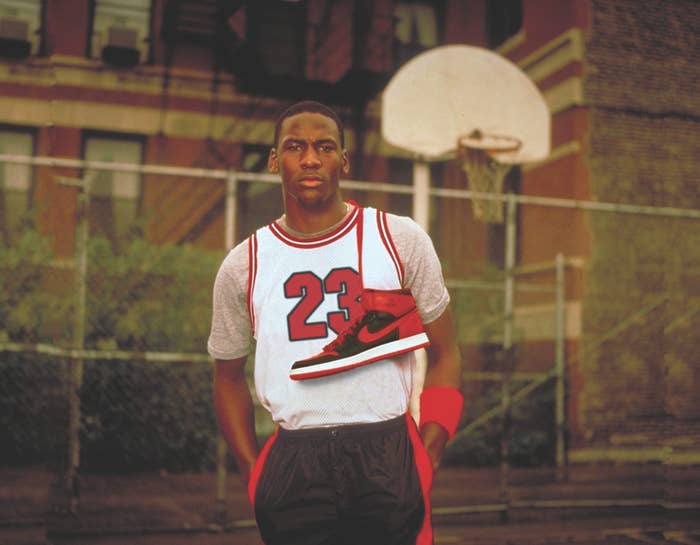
[420,303,463,471]
[213,357,258,485]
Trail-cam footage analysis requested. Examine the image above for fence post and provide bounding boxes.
[216,170,239,520]
[412,161,430,231]
[410,161,430,422]
[500,192,517,518]
[68,173,91,512]
[225,170,238,251]
[503,193,517,351]
[555,253,567,479]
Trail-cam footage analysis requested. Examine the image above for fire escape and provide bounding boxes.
[228,0,394,104]
[153,0,394,244]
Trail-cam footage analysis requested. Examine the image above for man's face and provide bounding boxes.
[268,112,349,211]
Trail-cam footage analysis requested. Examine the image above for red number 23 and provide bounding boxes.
[284,268,361,341]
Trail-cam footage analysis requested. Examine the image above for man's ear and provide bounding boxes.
[341,149,350,174]
[268,148,279,173]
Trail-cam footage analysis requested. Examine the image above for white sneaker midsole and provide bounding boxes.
[290,333,430,380]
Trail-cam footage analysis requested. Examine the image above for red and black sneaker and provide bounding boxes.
[289,288,430,380]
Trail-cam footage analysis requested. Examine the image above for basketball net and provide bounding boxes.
[457,130,521,224]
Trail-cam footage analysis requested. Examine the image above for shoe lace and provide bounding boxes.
[324,311,376,350]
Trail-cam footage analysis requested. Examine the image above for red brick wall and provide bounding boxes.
[45,0,90,57]
[578,0,700,442]
[34,127,82,258]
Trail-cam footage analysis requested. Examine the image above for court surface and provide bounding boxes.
[3,464,697,545]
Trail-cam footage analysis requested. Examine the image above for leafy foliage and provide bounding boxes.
[0,230,223,470]
[0,229,70,343]
[84,236,221,352]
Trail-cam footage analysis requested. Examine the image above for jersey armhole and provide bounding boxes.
[247,233,258,337]
[377,210,405,286]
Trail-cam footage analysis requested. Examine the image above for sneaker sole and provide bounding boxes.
[289,333,430,381]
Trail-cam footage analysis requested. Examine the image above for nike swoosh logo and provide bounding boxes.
[356,322,399,344]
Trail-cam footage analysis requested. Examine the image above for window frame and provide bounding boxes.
[0,0,45,58]
[0,124,37,242]
[87,0,154,66]
[81,130,146,242]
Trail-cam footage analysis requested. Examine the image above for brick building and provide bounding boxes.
[0,0,697,462]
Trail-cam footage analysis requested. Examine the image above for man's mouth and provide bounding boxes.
[299,177,323,188]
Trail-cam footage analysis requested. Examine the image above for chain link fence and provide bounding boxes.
[1,154,698,529]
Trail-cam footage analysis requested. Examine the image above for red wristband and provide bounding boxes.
[419,386,464,439]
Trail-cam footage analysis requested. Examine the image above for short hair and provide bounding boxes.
[273,100,345,148]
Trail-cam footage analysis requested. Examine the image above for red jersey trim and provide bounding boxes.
[247,233,258,337]
[356,207,364,289]
[377,210,405,286]
[247,428,279,507]
[268,203,360,249]
[405,413,434,545]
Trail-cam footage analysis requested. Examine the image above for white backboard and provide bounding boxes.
[381,45,551,164]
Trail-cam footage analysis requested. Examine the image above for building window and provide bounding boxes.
[90,0,152,66]
[393,0,440,67]
[83,134,144,241]
[0,0,43,59]
[0,128,34,242]
[486,0,522,49]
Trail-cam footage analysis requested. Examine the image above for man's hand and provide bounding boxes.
[237,458,256,486]
[420,304,463,473]
[420,421,450,472]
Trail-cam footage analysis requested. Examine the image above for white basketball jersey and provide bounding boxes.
[248,204,415,429]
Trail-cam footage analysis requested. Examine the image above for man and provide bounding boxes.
[208,101,462,545]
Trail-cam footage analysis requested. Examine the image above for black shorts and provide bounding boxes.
[248,413,434,545]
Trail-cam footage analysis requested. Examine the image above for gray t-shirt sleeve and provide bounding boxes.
[207,241,252,360]
[385,213,450,324]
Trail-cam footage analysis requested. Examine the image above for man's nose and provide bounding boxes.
[300,147,321,168]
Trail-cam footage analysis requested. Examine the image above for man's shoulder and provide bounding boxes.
[219,236,252,272]
[362,205,413,225]
[374,208,425,236]
[222,220,282,266]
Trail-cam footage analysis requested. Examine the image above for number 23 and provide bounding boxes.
[284,268,362,341]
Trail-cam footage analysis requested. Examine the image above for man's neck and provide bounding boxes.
[283,199,349,235]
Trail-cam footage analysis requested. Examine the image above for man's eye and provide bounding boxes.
[321,145,334,152]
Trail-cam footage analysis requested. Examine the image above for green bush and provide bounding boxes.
[0,229,70,343]
[85,236,221,352]
[0,352,69,465]
[80,359,217,472]
[0,229,223,471]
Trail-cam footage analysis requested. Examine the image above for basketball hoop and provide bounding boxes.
[457,130,521,224]
[381,45,551,223]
